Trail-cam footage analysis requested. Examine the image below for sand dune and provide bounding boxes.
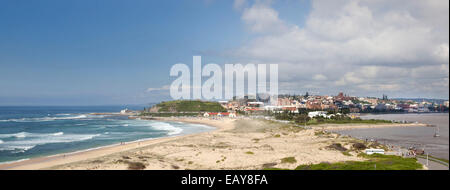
[1,117,417,170]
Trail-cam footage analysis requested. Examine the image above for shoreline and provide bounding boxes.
[0,117,432,170]
[312,123,429,131]
[0,117,226,170]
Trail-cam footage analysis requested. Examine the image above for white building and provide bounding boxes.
[120,108,132,114]
[308,111,328,118]
[365,149,385,155]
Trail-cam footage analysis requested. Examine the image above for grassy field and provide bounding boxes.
[143,100,227,115]
[139,112,200,117]
[295,154,423,170]
[274,112,394,126]
[305,118,393,125]
[157,100,226,112]
[264,154,423,170]
[416,154,449,164]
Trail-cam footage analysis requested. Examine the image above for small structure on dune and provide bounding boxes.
[364,149,385,155]
[120,108,132,114]
[203,112,236,118]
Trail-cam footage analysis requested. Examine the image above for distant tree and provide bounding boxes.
[297,108,308,114]
[294,114,310,124]
[341,108,350,114]
[304,92,309,98]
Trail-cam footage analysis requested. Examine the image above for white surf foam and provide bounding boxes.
[52,132,64,136]
[0,132,100,152]
[0,131,65,138]
[148,122,183,135]
[0,114,103,123]
[0,132,31,138]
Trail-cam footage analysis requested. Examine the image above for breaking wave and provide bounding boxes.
[0,114,105,123]
[148,122,183,135]
[0,132,100,152]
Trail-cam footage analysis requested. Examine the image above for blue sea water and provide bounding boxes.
[0,106,214,163]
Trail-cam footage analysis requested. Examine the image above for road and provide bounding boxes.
[417,157,449,170]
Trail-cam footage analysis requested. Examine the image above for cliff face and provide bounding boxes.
[148,106,160,113]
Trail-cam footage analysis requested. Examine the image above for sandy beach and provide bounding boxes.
[0,118,426,170]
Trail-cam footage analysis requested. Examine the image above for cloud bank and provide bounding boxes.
[232,0,449,98]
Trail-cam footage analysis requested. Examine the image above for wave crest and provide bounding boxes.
[149,122,183,135]
[0,114,105,123]
[0,132,100,152]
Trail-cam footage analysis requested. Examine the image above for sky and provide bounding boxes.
[0,0,448,106]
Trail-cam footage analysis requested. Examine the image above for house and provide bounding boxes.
[203,112,236,118]
[120,108,132,114]
[282,106,298,113]
[308,111,328,118]
[203,112,219,117]
[220,112,237,118]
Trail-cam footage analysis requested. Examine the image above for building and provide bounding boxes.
[203,112,236,118]
[120,108,132,114]
[282,106,298,113]
[308,111,328,118]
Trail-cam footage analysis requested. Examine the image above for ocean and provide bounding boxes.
[335,113,449,159]
[0,106,214,163]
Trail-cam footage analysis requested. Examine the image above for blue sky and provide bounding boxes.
[0,0,252,105]
[0,0,448,105]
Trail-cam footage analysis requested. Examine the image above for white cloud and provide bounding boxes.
[146,85,170,92]
[313,74,327,81]
[241,2,288,34]
[232,0,449,98]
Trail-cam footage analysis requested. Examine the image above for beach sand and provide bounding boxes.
[0,118,424,170]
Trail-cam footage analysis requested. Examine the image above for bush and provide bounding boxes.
[352,143,367,150]
[327,143,347,151]
[127,161,146,170]
[281,157,297,164]
[342,151,352,156]
[295,154,422,170]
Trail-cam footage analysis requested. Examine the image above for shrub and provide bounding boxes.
[352,143,367,150]
[327,143,347,151]
[281,157,297,164]
[127,161,146,170]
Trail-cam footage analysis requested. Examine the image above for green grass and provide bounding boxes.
[140,112,199,117]
[306,118,393,125]
[342,151,352,156]
[281,157,297,164]
[274,113,393,126]
[295,154,422,170]
[152,100,227,113]
[416,155,449,164]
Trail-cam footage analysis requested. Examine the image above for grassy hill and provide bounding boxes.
[149,100,227,113]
